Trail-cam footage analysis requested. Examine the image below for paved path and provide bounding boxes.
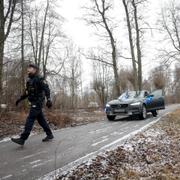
[0,104,179,180]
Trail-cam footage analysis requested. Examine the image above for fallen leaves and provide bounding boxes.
[58,109,180,180]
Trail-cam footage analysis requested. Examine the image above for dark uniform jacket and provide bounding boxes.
[21,75,50,107]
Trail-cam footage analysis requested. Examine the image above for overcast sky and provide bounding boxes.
[56,0,170,87]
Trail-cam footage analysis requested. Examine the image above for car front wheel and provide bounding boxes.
[139,105,147,120]
[107,115,116,121]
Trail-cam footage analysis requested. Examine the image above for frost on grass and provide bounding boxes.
[58,109,180,180]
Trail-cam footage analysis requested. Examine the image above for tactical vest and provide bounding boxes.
[26,76,45,104]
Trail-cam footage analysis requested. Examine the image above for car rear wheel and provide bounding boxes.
[151,110,158,117]
[139,105,147,120]
[107,115,116,121]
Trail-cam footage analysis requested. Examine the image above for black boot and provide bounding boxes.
[42,134,54,142]
[11,137,25,145]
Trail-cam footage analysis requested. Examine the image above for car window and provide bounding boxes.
[118,91,143,100]
[119,91,135,100]
[151,89,163,98]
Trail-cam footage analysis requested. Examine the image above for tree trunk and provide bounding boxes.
[0,44,4,101]
[21,0,25,94]
[94,0,120,97]
[0,0,5,104]
[38,0,49,67]
[102,15,120,97]
[0,0,16,106]
[112,45,120,96]
[132,0,142,91]
[122,0,138,91]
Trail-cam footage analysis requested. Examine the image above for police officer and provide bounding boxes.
[11,64,54,145]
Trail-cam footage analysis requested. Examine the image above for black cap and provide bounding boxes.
[28,64,39,71]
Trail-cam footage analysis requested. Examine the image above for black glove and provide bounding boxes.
[46,99,52,108]
[15,98,22,106]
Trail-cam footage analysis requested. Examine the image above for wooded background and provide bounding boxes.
[0,0,180,112]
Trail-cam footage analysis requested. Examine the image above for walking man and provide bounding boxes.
[11,64,54,145]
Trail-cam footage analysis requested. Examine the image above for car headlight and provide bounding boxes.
[106,103,110,107]
[130,102,141,106]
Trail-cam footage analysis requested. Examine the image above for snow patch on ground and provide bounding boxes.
[0,132,36,144]
[0,137,11,143]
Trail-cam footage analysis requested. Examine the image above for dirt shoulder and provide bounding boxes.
[0,109,105,140]
[58,109,180,180]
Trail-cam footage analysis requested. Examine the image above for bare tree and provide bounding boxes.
[119,68,136,92]
[20,0,25,95]
[92,59,111,107]
[148,65,172,97]
[83,0,120,97]
[132,0,142,90]
[122,0,147,91]
[0,0,17,102]
[160,0,180,65]
[60,44,82,110]
[151,66,166,90]
[38,0,49,67]
[27,0,63,78]
[69,56,81,109]
[122,0,138,91]
[174,65,180,102]
[132,0,143,91]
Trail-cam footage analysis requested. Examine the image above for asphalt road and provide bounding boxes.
[0,104,179,180]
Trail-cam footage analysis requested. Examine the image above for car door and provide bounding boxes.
[149,89,165,110]
[144,93,154,111]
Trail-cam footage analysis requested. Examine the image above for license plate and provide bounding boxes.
[114,109,125,113]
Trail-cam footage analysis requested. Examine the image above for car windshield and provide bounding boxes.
[118,91,144,100]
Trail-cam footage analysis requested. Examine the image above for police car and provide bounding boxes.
[105,90,165,120]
